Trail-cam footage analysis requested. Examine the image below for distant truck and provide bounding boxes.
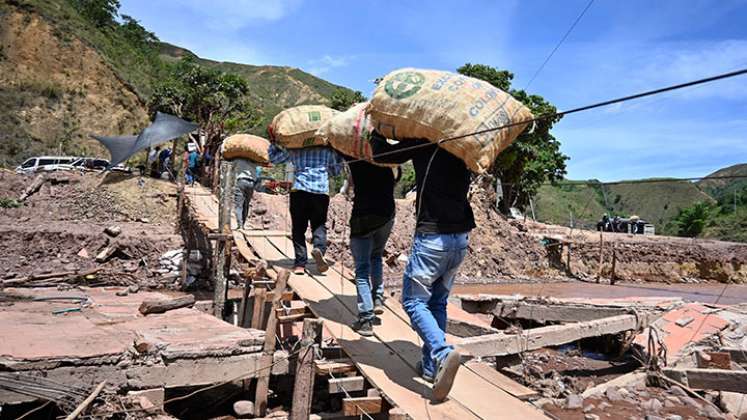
[597,214,655,235]
[15,156,128,174]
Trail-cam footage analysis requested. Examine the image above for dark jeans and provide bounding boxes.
[234,178,255,228]
[350,219,394,321]
[290,190,329,267]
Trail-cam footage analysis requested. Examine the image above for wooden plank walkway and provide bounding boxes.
[184,185,547,420]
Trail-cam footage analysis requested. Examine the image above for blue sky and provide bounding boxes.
[119,0,747,181]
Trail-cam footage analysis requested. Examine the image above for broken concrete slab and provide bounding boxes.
[0,287,287,404]
[634,303,730,364]
[458,313,655,358]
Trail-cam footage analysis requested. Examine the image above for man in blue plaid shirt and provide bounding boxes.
[269,143,343,274]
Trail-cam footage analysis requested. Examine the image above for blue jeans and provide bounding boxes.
[350,219,394,322]
[401,232,469,378]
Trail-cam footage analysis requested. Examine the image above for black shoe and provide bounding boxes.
[352,319,373,337]
[432,350,461,402]
[373,298,385,315]
[416,360,435,383]
[311,248,329,273]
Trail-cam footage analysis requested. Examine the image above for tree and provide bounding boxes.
[118,15,158,48]
[330,88,366,111]
[70,0,121,27]
[150,57,261,155]
[457,63,567,213]
[672,201,713,237]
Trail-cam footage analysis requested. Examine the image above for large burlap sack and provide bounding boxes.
[221,134,270,165]
[367,68,534,173]
[315,102,396,168]
[269,105,339,149]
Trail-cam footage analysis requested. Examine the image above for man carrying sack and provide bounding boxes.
[343,157,398,337]
[371,131,474,402]
[269,142,343,274]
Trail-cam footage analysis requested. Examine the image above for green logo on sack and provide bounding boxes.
[308,111,321,122]
[384,71,425,100]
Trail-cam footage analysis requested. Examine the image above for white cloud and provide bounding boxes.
[307,55,352,76]
[176,0,302,30]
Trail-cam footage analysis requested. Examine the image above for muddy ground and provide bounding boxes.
[252,183,747,287]
[0,171,183,288]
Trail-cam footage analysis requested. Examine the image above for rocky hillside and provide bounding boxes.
[0,0,353,167]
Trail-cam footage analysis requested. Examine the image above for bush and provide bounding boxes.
[0,198,22,208]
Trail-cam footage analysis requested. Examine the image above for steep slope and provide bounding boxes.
[158,42,349,133]
[0,0,150,166]
[697,163,747,202]
[0,0,354,166]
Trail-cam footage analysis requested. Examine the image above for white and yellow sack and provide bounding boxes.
[367,68,534,173]
[269,105,339,149]
[316,102,396,168]
[221,134,270,165]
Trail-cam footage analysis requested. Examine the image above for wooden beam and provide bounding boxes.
[138,295,195,315]
[662,368,747,393]
[213,160,233,318]
[314,359,357,376]
[328,376,365,394]
[241,230,290,237]
[250,287,267,330]
[277,313,311,324]
[291,318,322,420]
[458,314,648,358]
[254,269,289,417]
[492,302,630,324]
[342,396,382,416]
[720,348,747,365]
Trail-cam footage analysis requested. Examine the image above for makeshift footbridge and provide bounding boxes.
[184,184,548,420]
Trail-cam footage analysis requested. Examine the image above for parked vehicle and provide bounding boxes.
[15,156,77,174]
[72,157,110,171]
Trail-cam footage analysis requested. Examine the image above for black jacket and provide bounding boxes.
[346,157,396,236]
[371,133,475,234]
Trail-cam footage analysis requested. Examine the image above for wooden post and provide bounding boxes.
[610,242,617,285]
[213,160,233,318]
[290,318,323,420]
[596,232,604,283]
[255,269,290,417]
[565,243,572,275]
[250,287,267,330]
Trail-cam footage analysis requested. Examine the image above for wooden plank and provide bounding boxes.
[241,230,290,237]
[328,376,365,394]
[662,368,747,393]
[291,318,322,420]
[458,314,646,358]
[250,288,267,330]
[342,396,382,416]
[314,359,357,376]
[138,295,195,315]
[254,269,289,417]
[245,236,477,420]
[720,348,747,365]
[263,235,547,420]
[464,363,539,401]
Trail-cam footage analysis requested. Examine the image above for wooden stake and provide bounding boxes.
[597,232,605,283]
[64,381,106,420]
[255,269,290,417]
[290,318,323,420]
[250,287,268,330]
[610,242,617,285]
[213,160,233,318]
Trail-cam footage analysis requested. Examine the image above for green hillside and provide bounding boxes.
[0,0,354,165]
[535,178,715,233]
[698,164,747,242]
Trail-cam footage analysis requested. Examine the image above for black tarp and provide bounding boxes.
[92,112,198,169]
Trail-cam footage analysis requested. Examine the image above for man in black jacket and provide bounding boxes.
[371,132,474,402]
[344,157,398,337]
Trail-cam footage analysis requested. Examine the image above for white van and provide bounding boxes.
[15,156,78,174]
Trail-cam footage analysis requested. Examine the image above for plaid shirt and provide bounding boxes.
[269,144,343,195]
